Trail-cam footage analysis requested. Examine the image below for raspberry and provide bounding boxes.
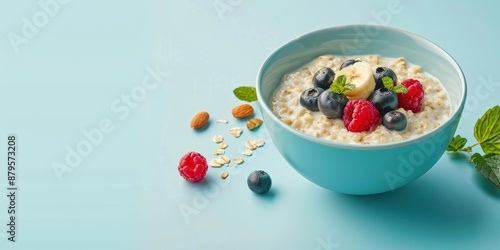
[178,152,208,182]
[343,100,380,132]
[397,79,424,113]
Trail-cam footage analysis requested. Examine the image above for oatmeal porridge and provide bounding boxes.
[271,54,451,144]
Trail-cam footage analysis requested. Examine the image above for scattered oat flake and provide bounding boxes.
[216,119,228,124]
[213,149,225,155]
[221,171,229,179]
[233,157,244,165]
[229,127,243,138]
[219,141,228,149]
[253,139,265,147]
[242,149,253,156]
[215,157,226,165]
[210,158,223,168]
[212,134,224,143]
[220,155,230,164]
[245,140,257,150]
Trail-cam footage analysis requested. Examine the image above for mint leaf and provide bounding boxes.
[473,105,500,154]
[392,85,408,94]
[470,153,485,167]
[330,75,355,95]
[381,76,407,94]
[471,153,500,188]
[345,83,356,91]
[446,135,468,152]
[233,86,257,102]
[382,76,394,89]
[330,75,346,94]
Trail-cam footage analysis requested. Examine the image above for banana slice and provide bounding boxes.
[335,61,375,100]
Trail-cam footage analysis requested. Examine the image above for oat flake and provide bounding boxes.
[210,158,223,168]
[213,149,225,155]
[219,141,228,149]
[229,127,243,138]
[233,157,244,165]
[212,134,224,143]
[220,155,230,164]
[245,140,257,150]
[221,172,229,179]
[253,139,265,147]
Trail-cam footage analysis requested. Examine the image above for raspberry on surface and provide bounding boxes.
[397,79,424,113]
[343,100,380,132]
[178,151,208,182]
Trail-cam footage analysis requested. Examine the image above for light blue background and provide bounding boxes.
[1,0,499,249]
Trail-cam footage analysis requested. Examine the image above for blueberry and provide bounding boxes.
[373,67,397,90]
[318,90,348,119]
[339,59,361,70]
[383,111,407,131]
[300,87,325,111]
[247,170,272,194]
[313,67,335,89]
[369,87,398,115]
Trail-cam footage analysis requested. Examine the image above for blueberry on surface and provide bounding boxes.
[373,67,397,90]
[247,170,272,194]
[318,90,348,119]
[382,111,407,131]
[313,67,335,89]
[339,59,361,70]
[369,87,398,115]
[300,87,325,111]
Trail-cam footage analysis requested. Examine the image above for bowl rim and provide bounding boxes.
[256,24,467,150]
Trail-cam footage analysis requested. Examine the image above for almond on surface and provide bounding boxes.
[190,111,209,129]
[246,118,263,130]
[231,104,254,118]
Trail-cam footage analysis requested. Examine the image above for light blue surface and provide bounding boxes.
[1,0,499,249]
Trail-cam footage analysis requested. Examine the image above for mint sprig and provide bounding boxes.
[382,76,407,94]
[330,75,356,95]
[233,86,257,102]
[447,105,500,188]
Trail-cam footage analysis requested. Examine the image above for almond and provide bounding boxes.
[231,104,253,118]
[246,118,263,130]
[190,111,209,129]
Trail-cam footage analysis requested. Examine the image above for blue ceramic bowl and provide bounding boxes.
[256,25,467,195]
